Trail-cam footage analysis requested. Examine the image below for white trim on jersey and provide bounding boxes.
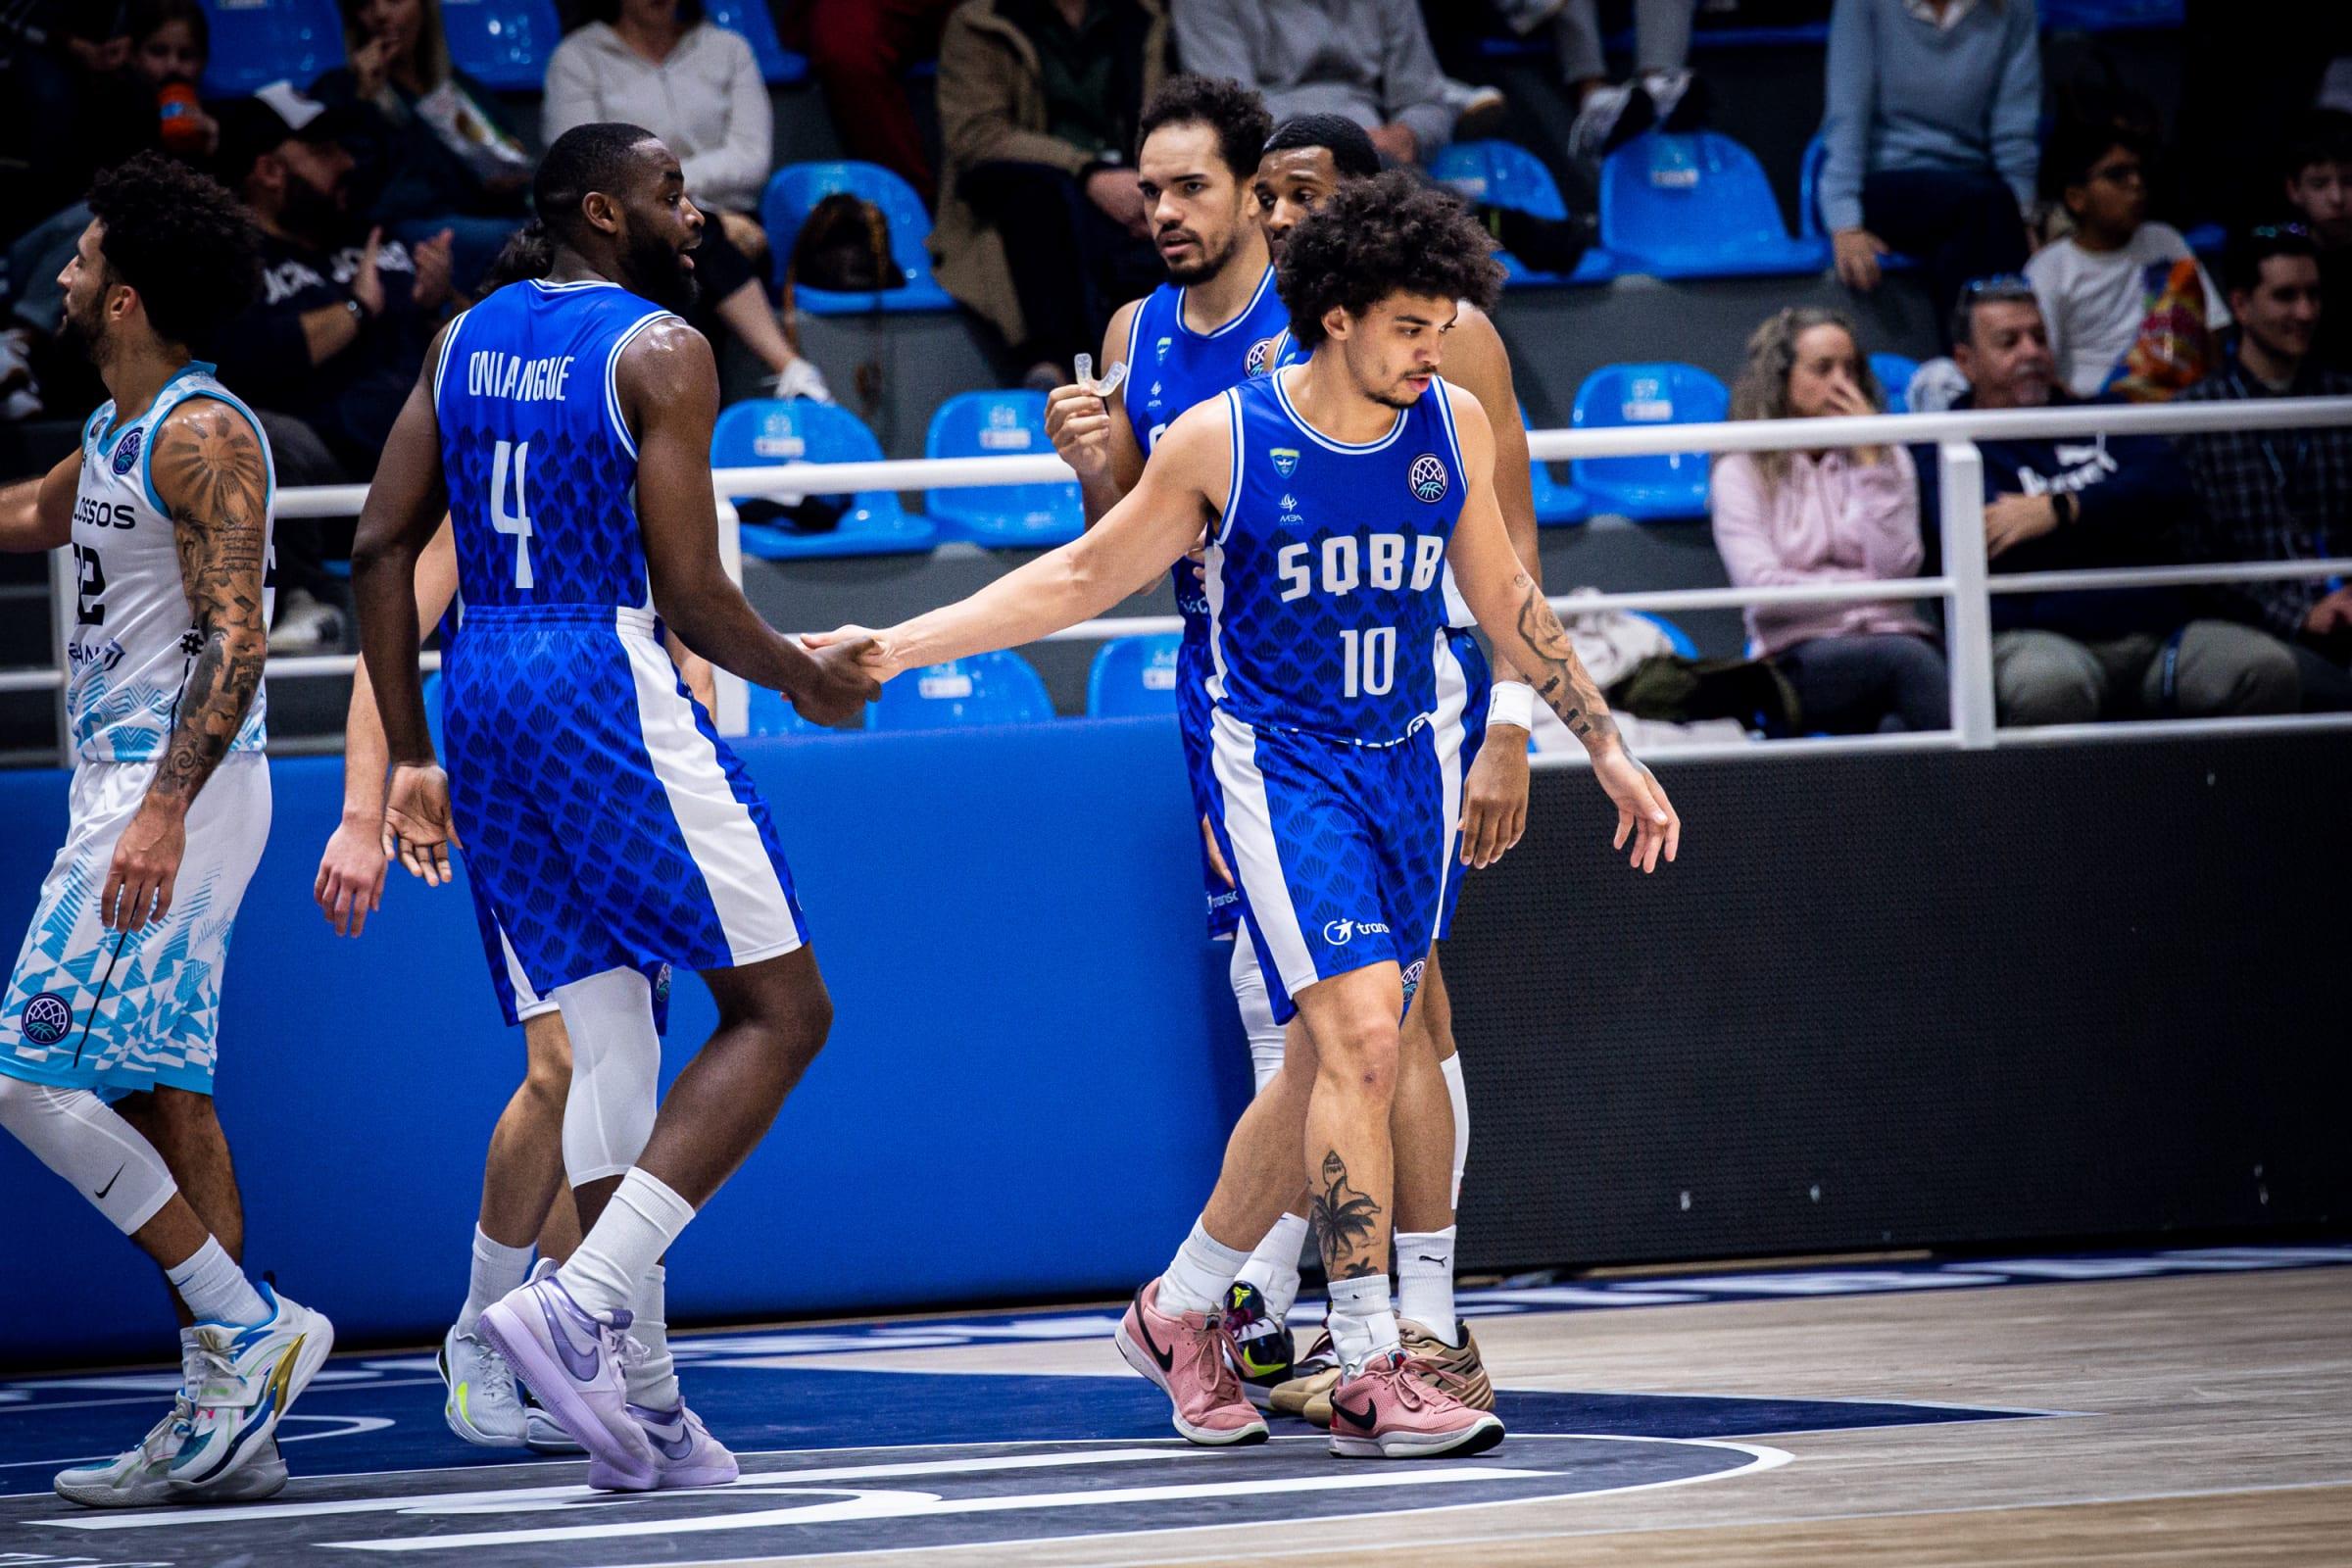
[1434,379,1479,630]
[1178,265,1276,339]
[527,278,625,293]
[1428,627,1470,928]
[1119,297,1148,428]
[603,310,679,462]
[620,625,804,966]
[1272,367,1405,455]
[1210,710,1318,1001]
[1203,389,1246,705]
[431,308,472,410]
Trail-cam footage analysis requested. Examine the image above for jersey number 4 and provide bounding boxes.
[490,439,536,590]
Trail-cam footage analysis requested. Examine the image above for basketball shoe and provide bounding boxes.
[1114,1281,1268,1446]
[1398,1318,1495,1410]
[440,1323,528,1446]
[478,1267,658,1490]
[1270,1329,1343,1422]
[1325,1348,1506,1458]
[1221,1282,1295,1407]
[596,1398,738,1490]
[155,1285,332,1494]
[53,1335,291,1508]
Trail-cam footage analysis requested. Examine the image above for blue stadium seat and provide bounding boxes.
[1600,130,1830,279]
[199,0,347,96]
[1087,635,1183,716]
[1634,612,1699,659]
[870,651,1055,730]
[760,162,955,314]
[435,0,561,93]
[923,390,1083,547]
[1871,353,1922,414]
[1799,132,1915,271]
[1570,363,1728,520]
[1518,404,1589,526]
[2039,0,2183,30]
[744,684,834,736]
[1428,141,1618,286]
[710,400,939,561]
[703,0,809,84]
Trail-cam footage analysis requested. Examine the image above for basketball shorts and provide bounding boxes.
[1,753,270,1096]
[1435,626,1493,944]
[445,605,807,1000]
[461,856,673,1033]
[1175,631,1243,941]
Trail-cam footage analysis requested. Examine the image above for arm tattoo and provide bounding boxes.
[1511,571,1620,746]
[151,404,270,809]
[1309,1151,1386,1282]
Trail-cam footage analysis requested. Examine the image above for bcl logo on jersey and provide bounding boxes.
[1409,453,1449,503]
[111,425,144,476]
[20,992,72,1047]
[1271,447,1300,478]
[1246,335,1280,376]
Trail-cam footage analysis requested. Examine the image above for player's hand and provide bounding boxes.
[315,814,389,938]
[412,227,456,313]
[351,227,387,318]
[1201,813,1234,888]
[1592,744,1679,874]
[1459,722,1530,868]
[805,625,903,683]
[1046,383,1114,484]
[102,801,185,933]
[792,635,883,725]
[382,762,458,887]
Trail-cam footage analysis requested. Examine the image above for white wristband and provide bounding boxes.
[1488,682,1536,730]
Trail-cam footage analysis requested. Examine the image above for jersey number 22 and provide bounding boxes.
[490,439,535,590]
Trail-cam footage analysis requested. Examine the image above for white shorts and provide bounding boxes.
[0,753,270,1096]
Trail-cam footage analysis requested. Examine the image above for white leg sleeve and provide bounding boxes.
[1227,938,1287,1093]
[0,1076,177,1234]
[1440,1053,1470,1210]
[554,967,661,1186]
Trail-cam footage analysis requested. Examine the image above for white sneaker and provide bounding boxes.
[768,357,833,404]
[268,588,346,653]
[1568,81,1656,170]
[53,1337,291,1508]
[441,1323,528,1447]
[157,1286,331,1496]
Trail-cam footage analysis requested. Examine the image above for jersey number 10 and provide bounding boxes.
[490,439,536,590]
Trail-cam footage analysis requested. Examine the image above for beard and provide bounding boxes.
[621,223,701,315]
[58,293,107,367]
[1164,226,1238,286]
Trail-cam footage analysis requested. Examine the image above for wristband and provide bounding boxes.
[1488,682,1536,730]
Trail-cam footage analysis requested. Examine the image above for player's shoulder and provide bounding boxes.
[1435,375,1494,435]
[613,314,718,396]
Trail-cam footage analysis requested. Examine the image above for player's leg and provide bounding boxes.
[1222,939,1313,1402]
[116,1084,246,1327]
[1390,950,1492,1405]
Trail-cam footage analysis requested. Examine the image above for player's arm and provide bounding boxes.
[0,455,77,553]
[817,397,1229,680]
[318,518,458,935]
[1445,385,1680,874]
[352,322,460,885]
[1045,299,1148,525]
[620,320,876,724]
[99,401,271,932]
[1444,308,1539,868]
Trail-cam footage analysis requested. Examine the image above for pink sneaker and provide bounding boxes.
[1325,1349,1506,1459]
[1113,1281,1269,1446]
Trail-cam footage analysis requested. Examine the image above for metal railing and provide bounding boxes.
[8,396,2350,765]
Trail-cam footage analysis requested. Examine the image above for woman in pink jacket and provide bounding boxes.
[1711,307,1949,733]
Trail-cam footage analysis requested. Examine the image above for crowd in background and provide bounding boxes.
[0,0,2347,718]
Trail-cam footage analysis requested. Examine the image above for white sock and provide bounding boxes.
[1396,1226,1459,1344]
[458,1224,534,1335]
[1156,1219,1251,1317]
[1440,1054,1470,1209]
[1232,1211,1309,1320]
[1326,1272,1400,1374]
[558,1168,696,1320]
[624,1264,680,1409]
[166,1237,269,1327]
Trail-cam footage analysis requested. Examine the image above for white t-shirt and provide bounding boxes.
[2026,223,2231,398]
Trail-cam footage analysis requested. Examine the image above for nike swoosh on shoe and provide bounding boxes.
[1133,1298,1176,1373]
[535,1289,605,1383]
[1331,1394,1379,1433]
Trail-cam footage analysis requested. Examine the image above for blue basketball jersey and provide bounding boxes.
[1205,368,1470,745]
[432,278,679,612]
[1122,267,1289,624]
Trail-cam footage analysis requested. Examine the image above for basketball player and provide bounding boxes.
[351,122,875,1492]
[0,153,334,1506]
[1242,113,1548,1423]
[814,173,1678,1457]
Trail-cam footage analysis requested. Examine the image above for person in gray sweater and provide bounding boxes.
[1170,0,1453,167]
[1819,0,2041,343]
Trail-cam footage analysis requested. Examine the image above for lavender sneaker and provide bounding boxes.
[591,1398,738,1491]
[476,1268,658,1491]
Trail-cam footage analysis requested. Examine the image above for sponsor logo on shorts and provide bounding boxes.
[1323,918,1391,947]
[1271,447,1300,478]
[111,425,144,476]
[1409,453,1449,504]
[20,992,73,1047]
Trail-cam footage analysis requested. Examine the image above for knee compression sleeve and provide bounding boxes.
[1227,939,1286,1093]
[554,968,661,1185]
[0,1076,177,1233]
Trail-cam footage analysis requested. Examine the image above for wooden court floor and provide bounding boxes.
[766,1266,2352,1567]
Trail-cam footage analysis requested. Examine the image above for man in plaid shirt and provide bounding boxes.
[2177,224,2352,710]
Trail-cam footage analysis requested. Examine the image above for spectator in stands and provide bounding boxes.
[2177,225,2352,710]
[2278,109,2352,373]
[214,81,454,649]
[311,0,532,296]
[1820,0,2039,347]
[1,0,128,235]
[2027,123,2229,400]
[1917,277,2298,724]
[1491,0,1703,170]
[932,0,1169,385]
[1710,308,1950,735]
[545,0,829,400]
[1170,0,1480,168]
[783,0,960,207]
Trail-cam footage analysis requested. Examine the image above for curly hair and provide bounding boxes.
[1137,74,1273,180]
[1728,306,1883,491]
[1276,170,1503,349]
[84,152,262,352]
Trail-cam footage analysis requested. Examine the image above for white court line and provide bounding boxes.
[0,1414,393,1473]
[0,1376,444,1418]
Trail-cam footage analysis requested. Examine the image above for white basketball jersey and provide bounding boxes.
[67,364,276,763]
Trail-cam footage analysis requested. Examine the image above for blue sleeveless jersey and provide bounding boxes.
[1205,369,1470,745]
[432,278,678,612]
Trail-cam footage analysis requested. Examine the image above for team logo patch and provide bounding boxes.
[1245,335,1280,376]
[20,992,73,1047]
[1270,447,1300,478]
[1408,452,1449,503]
[111,426,144,476]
